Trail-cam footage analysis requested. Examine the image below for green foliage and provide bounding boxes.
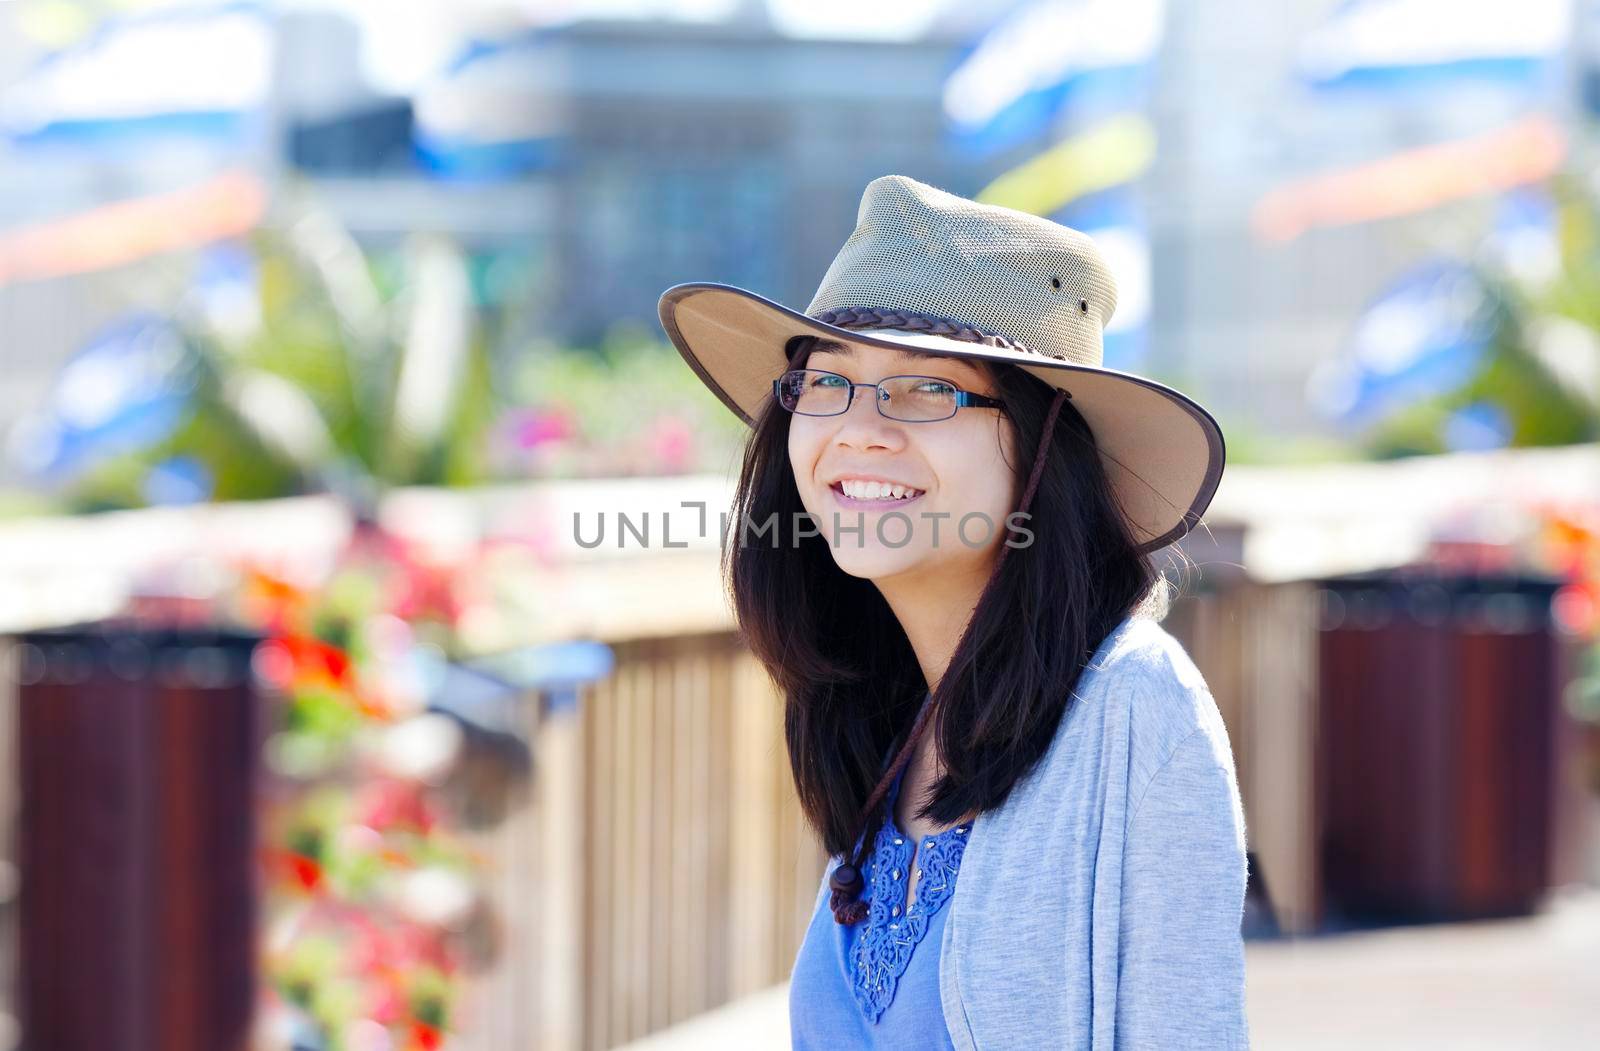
[42,210,751,514]
[1357,172,1600,458]
[53,216,516,511]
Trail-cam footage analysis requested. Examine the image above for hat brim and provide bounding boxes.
[659,281,1225,554]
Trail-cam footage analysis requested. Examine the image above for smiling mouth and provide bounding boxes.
[830,481,926,506]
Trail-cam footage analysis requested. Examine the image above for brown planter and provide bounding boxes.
[4,624,262,1051]
[1315,572,1566,924]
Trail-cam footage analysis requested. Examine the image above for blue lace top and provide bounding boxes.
[789,759,971,1048]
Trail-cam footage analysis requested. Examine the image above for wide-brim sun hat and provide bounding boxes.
[657,174,1225,554]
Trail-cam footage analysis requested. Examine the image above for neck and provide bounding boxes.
[875,554,994,693]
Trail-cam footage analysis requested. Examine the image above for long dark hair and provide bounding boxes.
[726,333,1171,922]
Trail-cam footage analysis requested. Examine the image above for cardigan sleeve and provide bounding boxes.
[1114,720,1251,1050]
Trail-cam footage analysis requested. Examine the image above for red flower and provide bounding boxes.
[238,567,314,635]
[408,1020,443,1051]
[271,634,353,688]
[260,846,325,894]
[288,853,323,892]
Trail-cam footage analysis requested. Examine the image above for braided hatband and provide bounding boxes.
[809,306,1033,355]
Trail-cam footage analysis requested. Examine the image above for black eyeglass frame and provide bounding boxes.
[772,368,1008,423]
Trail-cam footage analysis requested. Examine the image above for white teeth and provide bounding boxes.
[839,479,922,500]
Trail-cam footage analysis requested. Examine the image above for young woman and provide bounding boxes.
[658,175,1248,1049]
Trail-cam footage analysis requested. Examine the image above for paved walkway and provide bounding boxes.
[618,885,1600,1049]
[1245,885,1600,1049]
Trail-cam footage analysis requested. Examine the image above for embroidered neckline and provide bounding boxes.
[848,762,969,1024]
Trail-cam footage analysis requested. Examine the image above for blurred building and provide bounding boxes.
[0,0,1594,469]
[281,14,1046,334]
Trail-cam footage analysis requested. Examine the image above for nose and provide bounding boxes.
[832,382,905,448]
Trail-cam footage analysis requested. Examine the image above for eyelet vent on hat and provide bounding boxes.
[809,305,1034,355]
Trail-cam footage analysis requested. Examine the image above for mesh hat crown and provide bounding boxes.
[804,174,1119,366]
[658,174,1225,554]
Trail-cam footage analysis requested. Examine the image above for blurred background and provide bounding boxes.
[0,0,1597,1048]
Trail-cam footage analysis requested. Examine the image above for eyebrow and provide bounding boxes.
[804,338,986,375]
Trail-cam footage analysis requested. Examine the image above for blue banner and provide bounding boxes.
[413,27,570,180]
[1308,259,1491,426]
[1297,0,1571,97]
[0,2,270,151]
[943,0,1164,158]
[8,312,195,483]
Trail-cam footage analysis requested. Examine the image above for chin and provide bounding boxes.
[823,544,929,582]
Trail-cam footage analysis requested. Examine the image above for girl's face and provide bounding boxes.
[786,338,1019,584]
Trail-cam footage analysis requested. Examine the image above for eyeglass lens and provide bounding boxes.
[778,370,960,422]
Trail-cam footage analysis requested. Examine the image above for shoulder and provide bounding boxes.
[1083,612,1208,699]
[1069,613,1234,807]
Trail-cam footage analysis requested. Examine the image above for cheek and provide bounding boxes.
[929,422,1017,516]
[786,419,824,497]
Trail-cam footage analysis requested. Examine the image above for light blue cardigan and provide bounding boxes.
[804,612,1251,1049]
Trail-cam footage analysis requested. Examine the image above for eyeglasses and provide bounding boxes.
[773,368,1006,423]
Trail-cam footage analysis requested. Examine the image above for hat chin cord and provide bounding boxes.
[829,386,1071,924]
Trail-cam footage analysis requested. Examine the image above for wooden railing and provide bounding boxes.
[1163,580,1323,936]
[455,631,825,1051]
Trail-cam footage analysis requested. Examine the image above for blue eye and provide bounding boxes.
[812,373,848,388]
